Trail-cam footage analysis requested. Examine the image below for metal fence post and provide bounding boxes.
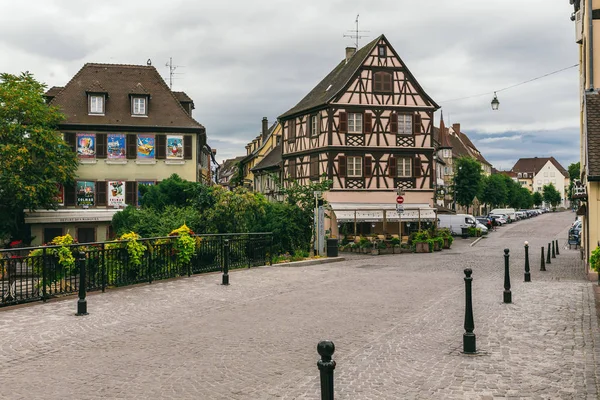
[503,249,512,304]
[41,247,47,302]
[317,340,336,400]
[76,251,88,316]
[541,246,546,271]
[524,242,531,282]
[222,239,230,286]
[463,268,476,354]
[269,234,274,265]
[101,243,106,292]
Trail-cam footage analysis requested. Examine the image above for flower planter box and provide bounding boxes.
[415,242,430,253]
[379,248,393,255]
[433,241,442,252]
[442,238,452,249]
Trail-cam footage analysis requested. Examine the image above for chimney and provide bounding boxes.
[345,47,356,64]
[452,123,461,134]
[262,117,269,141]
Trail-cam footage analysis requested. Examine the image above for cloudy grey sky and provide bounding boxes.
[0,0,580,170]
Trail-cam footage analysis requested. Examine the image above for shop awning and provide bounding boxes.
[330,203,437,223]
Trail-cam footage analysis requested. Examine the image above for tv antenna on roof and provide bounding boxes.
[165,57,185,89]
[343,14,369,48]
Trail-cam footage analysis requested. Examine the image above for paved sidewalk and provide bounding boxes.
[0,212,597,399]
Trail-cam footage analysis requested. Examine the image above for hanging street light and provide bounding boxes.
[491,92,500,111]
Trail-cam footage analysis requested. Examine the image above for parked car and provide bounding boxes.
[489,214,508,225]
[476,217,493,231]
[490,208,517,222]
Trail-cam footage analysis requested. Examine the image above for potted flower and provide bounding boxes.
[413,231,431,253]
[438,228,454,249]
[359,236,371,254]
[390,237,401,254]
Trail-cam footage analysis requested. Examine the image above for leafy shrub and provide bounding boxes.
[590,247,600,272]
[390,237,401,246]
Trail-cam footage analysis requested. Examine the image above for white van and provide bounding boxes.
[438,214,477,235]
[490,208,517,222]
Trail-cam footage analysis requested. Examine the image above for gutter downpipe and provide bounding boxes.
[589,0,594,90]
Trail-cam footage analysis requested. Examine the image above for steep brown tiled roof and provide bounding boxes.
[219,156,245,179]
[172,91,193,103]
[47,63,203,129]
[252,142,282,172]
[586,92,600,180]
[279,34,439,119]
[45,86,64,98]
[512,157,568,178]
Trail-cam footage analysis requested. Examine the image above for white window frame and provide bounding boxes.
[347,156,363,177]
[398,114,412,135]
[397,157,412,177]
[132,97,147,116]
[311,115,319,136]
[348,113,363,134]
[89,95,104,115]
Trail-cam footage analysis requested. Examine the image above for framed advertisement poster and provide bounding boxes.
[76,181,95,206]
[77,134,95,158]
[55,183,64,205]
[137,181,155,206]
[137,135,155,158]
[108,181,125,207]
[107,134,126,159]
[166,135,183,159]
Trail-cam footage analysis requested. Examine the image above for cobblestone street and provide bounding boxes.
[0,212,597,399]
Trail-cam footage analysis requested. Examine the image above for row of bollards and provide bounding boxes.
[463,238,563,354]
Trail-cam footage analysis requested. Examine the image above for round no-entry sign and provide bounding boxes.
[396,196,404,204]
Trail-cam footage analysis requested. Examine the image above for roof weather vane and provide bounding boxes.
[343,14,369,48]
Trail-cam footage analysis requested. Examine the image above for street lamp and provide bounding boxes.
[491,92,500,111]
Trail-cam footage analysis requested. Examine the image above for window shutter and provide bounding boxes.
[364,156,373,178]
[339,112,347,133]
[413,113,422,134]
[390,113,398,134]
[289,120,296,141]
[126,134,137,159]
[373,73,382,92]
[383,73,392,92]
[156,135,166,159]
[96,134,107,158]
[64,132,76,152]
[126,181,137,206]
[96,181,107,206]
[338,156,347,177]
[414,156,422,177]
[183,135,193,160]
[388,156,397,177]
[364,113,372,134]
[310,155,318,179]
[65,183,76,206]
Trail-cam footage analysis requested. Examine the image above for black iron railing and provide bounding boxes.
[0,233,273,307]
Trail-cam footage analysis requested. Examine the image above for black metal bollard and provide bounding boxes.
[524,242,531,282]
[546,243,551,265]
[556,239,560,256]
[463,268,476,354]
[76,251,88,316]
[540,247,546,271]
[222,239,230,286]
[552,240,556,259]
[503,249,512,304]
[317,340,336,400]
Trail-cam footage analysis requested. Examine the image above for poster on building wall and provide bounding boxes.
[55,183,64,205]
[108,181,125,207]
[166,135,183,159]
[107,134,126,159]
[137,181,155,206]
[77,134,95,158]
[76,181,95,206]
[137,135,155,158]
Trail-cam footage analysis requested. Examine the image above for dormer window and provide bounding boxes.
[378,45,386,57]
[89,94,104,115]
[132,96,147,116]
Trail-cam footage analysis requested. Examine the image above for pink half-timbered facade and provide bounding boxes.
[279,35,440,237]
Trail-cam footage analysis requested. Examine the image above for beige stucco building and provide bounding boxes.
[25,63,206,245]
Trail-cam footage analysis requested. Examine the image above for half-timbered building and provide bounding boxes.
[278,35,440,238]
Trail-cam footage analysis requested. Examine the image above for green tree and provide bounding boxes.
[139,173,197,211]
[532,191,543,207]
[453,157,482,214]
[543,183,562,209]
[0,72,78,242]
[479,174,508,209]
[567,162,581,200]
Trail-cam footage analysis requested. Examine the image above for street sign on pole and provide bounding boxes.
[396,187,405,196]
[396,204,404,213]
[396,196,404,204]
